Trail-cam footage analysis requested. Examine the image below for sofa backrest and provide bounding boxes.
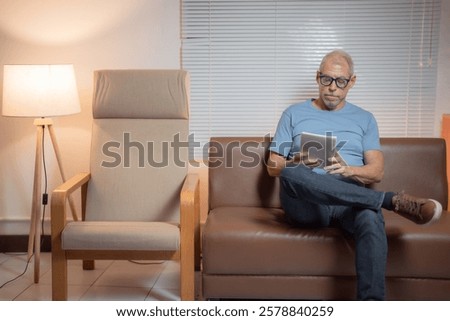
[209,137,448,210]
[370,138,448,208]
[209,136,281,209]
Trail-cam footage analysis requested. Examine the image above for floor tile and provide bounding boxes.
[146,287,180,301]
[153,260,179,289]
[0,252,196,301]
[94,260,165,288]
[80,286,151,301]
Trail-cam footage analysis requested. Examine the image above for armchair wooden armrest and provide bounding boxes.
[51,172,91,246]
[180,173,200,300]
[51,172,91,300]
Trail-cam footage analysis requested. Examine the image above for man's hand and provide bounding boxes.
[267,151,321,177]
[324,161,353,177]
[324,152,349,174]
[324,150,384,184]
[291,151,322,168]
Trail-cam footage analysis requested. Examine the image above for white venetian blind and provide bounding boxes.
[182,0,441,159]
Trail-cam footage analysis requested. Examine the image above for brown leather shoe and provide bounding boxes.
[392,192,442,225]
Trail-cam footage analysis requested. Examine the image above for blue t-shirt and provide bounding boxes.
[270,99,380,170]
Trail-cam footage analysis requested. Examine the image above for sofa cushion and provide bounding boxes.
[202,207,450,279]
[383,210,450,278]
[202,207,356,276]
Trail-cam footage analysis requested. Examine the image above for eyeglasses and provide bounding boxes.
[318,73,352,89]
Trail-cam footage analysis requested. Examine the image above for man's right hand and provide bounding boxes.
[267,151,320,177]
[291,152,321,168]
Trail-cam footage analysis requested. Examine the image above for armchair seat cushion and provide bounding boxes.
[62,221,180,251]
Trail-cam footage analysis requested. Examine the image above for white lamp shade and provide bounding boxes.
[2,64,81,117]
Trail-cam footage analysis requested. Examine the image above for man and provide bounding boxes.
[266,49,442,300]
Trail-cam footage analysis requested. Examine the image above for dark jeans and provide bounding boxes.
[280,165,388,300]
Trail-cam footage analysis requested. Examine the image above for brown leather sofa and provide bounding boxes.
[202,137,450,300]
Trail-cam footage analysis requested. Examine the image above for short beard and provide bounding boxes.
[323,97,344,110]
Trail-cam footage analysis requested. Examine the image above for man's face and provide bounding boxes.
[315,57,356,111]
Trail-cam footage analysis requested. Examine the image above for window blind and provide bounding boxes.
[182,0,441,159]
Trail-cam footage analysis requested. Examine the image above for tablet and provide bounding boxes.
[300,132,337,168]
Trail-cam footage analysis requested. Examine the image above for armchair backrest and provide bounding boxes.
[85,70,190,223]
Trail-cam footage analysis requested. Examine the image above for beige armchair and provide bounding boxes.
[51,70,200,300]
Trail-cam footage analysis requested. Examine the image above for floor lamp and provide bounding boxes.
[2,64,81,283]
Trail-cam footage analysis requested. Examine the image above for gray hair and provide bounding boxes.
[319,50,354,76]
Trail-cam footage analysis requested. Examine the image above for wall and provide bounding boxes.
[0,0,181,234]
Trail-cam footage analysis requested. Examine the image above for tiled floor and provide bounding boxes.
[0,252,201,301]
